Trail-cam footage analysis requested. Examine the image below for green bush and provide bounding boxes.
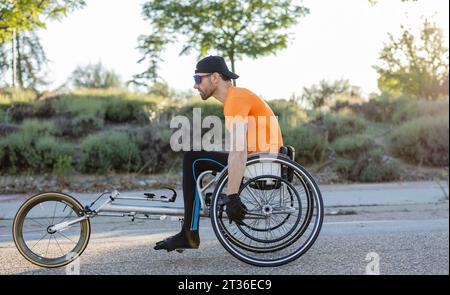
[324,114,368,142]
[127,124,179,174]
[178,101,224,119]
[335,157,354,174]
[80,131,141,173]
[0,109,6,122]
[21,119,59,136]
[333,134,375,158]
[360,94,408,122]
[284,126,327,165]
[0,132,73,172]
[360,160,400,182]
[34,137,74,171]
[8,102,35,122]
[389,115,449,166]
[392,99,449,123]
[53,96,105,118]
[72,115,105,137]
[267,99,308,130]
[104,98,151,123]
[335,146,400,182]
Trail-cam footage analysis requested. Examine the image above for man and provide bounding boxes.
[154,56,283,252]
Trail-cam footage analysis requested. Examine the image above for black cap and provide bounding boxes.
[195,56,239,79]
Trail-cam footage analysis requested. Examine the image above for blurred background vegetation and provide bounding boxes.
[0,0,448,184]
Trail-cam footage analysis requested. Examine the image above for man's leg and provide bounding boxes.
[154,150,228,251]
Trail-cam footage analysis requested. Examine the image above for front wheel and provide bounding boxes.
[12,192,91,268]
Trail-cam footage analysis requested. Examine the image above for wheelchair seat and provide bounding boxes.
[246,145,296,190]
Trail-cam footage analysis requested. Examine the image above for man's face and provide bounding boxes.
[193,73,215,100]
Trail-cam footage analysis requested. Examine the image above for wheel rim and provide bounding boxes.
[13,193,90,268]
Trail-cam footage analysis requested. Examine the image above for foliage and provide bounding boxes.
[69,62,122,89]
[79,131,141,173]
[374,19,449,100]
[132,0,309,84]
[267,99,308,130]
[0,31,48,88]
[0,0,86,43]
[323,113,368,142]
[104,98,150,123]
[392,98,449,123]
[389,115,449,166]
[284,125,327,165]
[301,79,362,109]
[0,130,73,173]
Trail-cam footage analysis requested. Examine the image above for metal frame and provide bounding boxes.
[48,153,294,233]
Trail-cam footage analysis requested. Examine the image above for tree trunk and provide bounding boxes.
[16,31,23,88]
[229,52,236,86]
[12,28,17,88]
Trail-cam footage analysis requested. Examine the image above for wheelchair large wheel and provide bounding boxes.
[210,154,324,267]
[12,192,91,268]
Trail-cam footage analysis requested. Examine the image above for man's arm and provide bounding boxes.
[227,122,248,195]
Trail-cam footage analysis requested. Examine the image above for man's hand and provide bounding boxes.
[225,194,247,225]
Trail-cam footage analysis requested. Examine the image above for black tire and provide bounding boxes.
[210,155,324,267]
[12,192,91,268]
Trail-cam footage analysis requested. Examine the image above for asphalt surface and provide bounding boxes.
[0,181,448,275]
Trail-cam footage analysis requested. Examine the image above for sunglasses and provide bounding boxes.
[193,73,212,85]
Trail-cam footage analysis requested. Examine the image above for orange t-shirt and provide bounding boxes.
[224,86,283,153]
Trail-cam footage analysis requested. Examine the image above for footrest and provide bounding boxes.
[144,187,177,202]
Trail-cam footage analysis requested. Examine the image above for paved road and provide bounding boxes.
[0,181,448,275]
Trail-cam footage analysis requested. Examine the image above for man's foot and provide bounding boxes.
[154,229,200,252]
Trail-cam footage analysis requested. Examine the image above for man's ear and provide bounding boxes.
[212,72,221,84]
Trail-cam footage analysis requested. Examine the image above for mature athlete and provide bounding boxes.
[154,56,284,252]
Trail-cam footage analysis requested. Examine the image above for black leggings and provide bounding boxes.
[182,151,228,231]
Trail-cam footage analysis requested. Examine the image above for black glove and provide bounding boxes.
[225,194,247,225]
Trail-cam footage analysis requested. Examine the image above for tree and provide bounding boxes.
[374,19,449,100]
[69,62,122,89]
[0,30,48,88]
[0,0,85,87]
[0,0,85,43]
[132,0,309,86]
[301,79,362,109]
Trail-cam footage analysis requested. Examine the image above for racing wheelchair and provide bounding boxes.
[12,146,324,268]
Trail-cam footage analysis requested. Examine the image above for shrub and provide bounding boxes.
[0,123,19,137]
[284,126,327,165]
[34,98,56,118]
[360,94,407,122]
[324,114,368,142]
[267,99,308,130]
[79,131,141,173]
[21,119,59,136]
[53,154,74,176]
[178,101,224,119]
[127,124,179,174]
[8,102,35,122]
[104,98,150,123]
[335,157,354,174]
[72,115,104,137]
[360,160,401,182]
[53,96,105,118]
[334,145,400,182]
[389,115,449,166]
[0,132,73,172]
[392,99,449,123]
[333,134,375,158]
[34,137,74,171]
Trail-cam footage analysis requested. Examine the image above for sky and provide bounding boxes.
[35,0,449,99]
